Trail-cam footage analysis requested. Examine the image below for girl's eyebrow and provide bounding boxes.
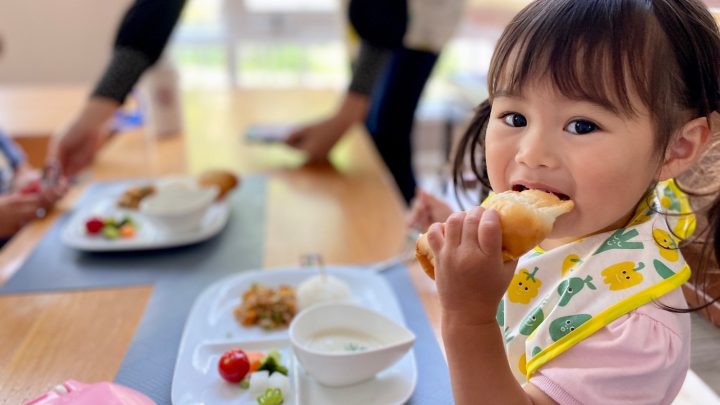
[493,90,520,99]
[570,98,620,115]
[494,89,621,115]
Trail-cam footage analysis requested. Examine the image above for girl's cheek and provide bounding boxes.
[484,148,507,190]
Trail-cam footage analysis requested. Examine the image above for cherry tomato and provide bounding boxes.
[85,217,104,234]
[218,349,250,383]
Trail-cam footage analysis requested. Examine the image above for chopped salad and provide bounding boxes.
[219,348,290,404]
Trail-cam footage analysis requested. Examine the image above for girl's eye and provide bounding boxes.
[565,120,599,135]
[502,113,527,127]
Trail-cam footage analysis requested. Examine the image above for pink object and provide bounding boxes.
[24,380,156,405]
[530,287,691,405]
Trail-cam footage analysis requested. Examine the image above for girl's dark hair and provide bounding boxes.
[452,0,720,312]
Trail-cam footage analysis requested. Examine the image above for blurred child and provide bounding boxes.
[0,131,66,242]
[412,0,720,403]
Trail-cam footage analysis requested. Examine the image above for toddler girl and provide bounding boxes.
[417,0,720,403]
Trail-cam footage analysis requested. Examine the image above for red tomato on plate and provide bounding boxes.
[218,349,250,383]
[85,217,104,234]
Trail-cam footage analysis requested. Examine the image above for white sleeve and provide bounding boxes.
[404,0,466,51]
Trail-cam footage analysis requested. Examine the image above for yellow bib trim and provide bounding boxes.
[525,264,690,378]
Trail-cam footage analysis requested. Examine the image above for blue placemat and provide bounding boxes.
[384,265,453,405]
[117,264,452,404]
[0,176,267,293]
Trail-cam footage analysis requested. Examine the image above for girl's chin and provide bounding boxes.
[548,216,573,238]
[544,215,625,250]
[543,218,585,249]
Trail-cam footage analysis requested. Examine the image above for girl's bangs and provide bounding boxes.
[488,0,665,117]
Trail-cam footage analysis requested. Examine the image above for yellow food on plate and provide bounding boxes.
[415,189,574,279]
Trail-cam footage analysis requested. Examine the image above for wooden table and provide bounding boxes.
[0,87,441,404]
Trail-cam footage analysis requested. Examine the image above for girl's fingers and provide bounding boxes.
[17,205,39,222]
[468,206,484,218]
[461,209,481,246]
[444,212,465,247]
[426,222,445,254]
[11,193,42,205]
[478,209,502,256]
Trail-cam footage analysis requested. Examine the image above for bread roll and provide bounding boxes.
[415,189,573,279]
[117,185,155,209]
[198,169,239,200]
[415,228,438,279]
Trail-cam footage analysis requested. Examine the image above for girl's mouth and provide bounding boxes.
[512,184,571,201]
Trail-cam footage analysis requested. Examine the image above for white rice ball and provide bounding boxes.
[248,370,270,396]
[297,274,352,311]
[268,372,291,398]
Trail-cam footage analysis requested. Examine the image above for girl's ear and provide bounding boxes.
[657,116,711,180]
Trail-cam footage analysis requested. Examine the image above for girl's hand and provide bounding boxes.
[0,193,43,239]
[427,207,515,324]
[12,164,42,193]
[407,188,454,233]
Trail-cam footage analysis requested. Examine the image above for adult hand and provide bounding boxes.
[49,97,119,177]
[37,177,68,211]
[407,188,454,232]
[285,92,369,163]
[0,193,44,239]
[284,118,348,163]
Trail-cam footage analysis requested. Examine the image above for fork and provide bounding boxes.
[367,229,420,272]
[299,230,420,274]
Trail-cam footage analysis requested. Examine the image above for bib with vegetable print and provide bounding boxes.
[497,179,694,382]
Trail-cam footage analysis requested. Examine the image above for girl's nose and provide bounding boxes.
[514,129,559,169]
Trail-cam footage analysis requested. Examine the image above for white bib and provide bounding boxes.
[497,180,694,381]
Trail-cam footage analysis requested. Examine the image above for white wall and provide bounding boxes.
[0,0,133,84]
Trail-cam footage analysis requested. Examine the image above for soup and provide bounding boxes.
[307,328,382,354]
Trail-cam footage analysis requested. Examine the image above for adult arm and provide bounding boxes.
[284,41,390,161]
[93,0,186,104]
[51,0,187,176]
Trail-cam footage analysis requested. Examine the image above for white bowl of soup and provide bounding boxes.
[139,180,218,233]
[289,302,415,387]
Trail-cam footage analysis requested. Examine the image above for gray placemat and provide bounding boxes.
[117,264,452,404]
[0,176,267,293]
[384,264,453,405]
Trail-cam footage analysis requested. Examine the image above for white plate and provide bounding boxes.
[172,267,418,405]
[60,182,230,252]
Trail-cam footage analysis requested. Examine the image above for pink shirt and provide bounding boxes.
[530,286,691,405]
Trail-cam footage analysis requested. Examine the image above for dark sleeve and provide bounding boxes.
[92,0,187,103]
[347,41,391,96]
